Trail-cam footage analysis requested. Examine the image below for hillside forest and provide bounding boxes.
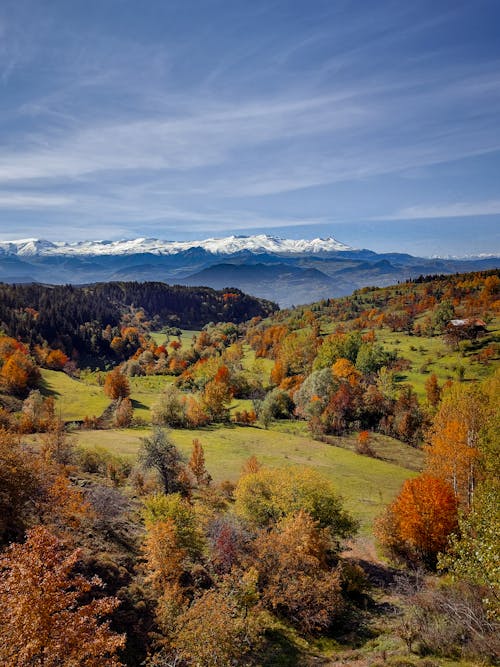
[0,269,498,667]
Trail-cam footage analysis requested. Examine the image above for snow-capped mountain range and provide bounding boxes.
[0,235,352,257]
[0,233,497,307]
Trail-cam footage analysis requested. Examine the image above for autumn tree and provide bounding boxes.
[332,358,361,386]
[188,439,211,486]
[425,373,441,409]
[0,349,40,396]
[356,430,374,456]
[241,455,262,476]
[21,389,53,431]
[142,517,189,637]
[0,432,40,544]
[113,397,133,428]
[208,515,251,574]
[45,348,70,370]
[173,571,264,666]
[313,332,362,370]
[376,474,458,569]
[143,493,204,560]
[425,383,483,507]
[294,368,337,419]
[104,368,130,400]
[138,429,186,495]
[253,510,343,633]
[0,526,125,666]
[392,385,424,446]
[202,373,232,422]
[40,418,75,465]
[142,493,205,639]
[184,395,209,428]
[278,329,317,375]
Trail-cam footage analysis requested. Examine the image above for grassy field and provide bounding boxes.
[150,329,199,350]
[69,424,418,534]
[40,369,110,421]
[128,375,175,421]
[376,318,499,398]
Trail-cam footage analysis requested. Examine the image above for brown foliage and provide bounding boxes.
[45,348,70,370]
[173,574,264,666]
[356,430,375,456]
[253,510,343,633]
[188,439,211,486]
[0,431,40,543]
[113,397,134,428]
[425,373,441,409]
[0,526,125,666]
[104,369,130,400]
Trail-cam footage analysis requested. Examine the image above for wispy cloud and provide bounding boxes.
[378,200,500,221]
[0,0,499,255]
[0,192,73,208]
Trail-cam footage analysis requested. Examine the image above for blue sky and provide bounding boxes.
[0,0,499,255]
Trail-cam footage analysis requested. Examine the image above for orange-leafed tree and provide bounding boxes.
[253,510,343,633]
[331,358,361,386]
[202,376,232,422]
[104,368,130,400]
[425,383,483,508]
[142,518,188,637]
[270,359,286,386]
[0,526,125,666]
[0,335,25,360]
[375,474,458,569]
[0,350,40,396]
[425,373,441,409]
[113,397,133,428]
[185,396,209,428]
[241,455,262,476]
[356,430,374,456]
[45,349,70,370]
[188,439,211,486]
[173,572,264,666]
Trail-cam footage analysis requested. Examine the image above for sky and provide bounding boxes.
[0,0,499,256]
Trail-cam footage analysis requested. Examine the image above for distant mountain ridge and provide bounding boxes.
[0,234,498,307]
[0,234,352,257]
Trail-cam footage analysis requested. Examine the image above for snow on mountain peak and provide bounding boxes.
[0,235,353,257]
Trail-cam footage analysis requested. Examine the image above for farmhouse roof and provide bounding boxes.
[449,318,487,327]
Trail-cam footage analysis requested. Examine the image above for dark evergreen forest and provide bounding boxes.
[0,281,276,363]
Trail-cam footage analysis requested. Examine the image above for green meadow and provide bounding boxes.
[40,369,109,421]
[376,318,499,398]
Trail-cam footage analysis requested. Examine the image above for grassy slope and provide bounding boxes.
[71,424,418,535]
[40,369,109,421]
[128,375,175,421]
[375,316,499,398]
[150,329,199,350]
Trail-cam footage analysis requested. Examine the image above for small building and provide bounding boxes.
[446,318,487,343]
